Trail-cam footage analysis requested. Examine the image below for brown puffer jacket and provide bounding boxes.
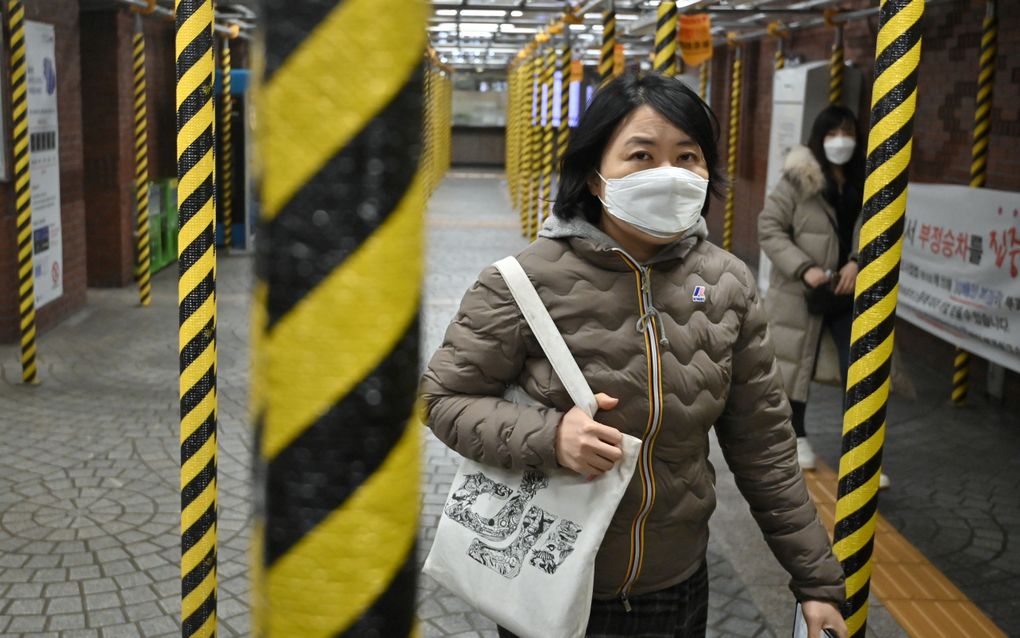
[758,146,861,402]
[421,215,845,605]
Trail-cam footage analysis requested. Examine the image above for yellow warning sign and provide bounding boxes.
[679,13,713,66]
[571,59,583,83]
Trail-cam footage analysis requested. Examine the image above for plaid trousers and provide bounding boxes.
[496,561,709,638]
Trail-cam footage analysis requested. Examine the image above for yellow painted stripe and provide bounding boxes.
[182,561,216,611]
[177,148,214,209]
[181,521,217,578]
[175,4,213,60]
[262,170,424,460]
[846,330,894,394]
[261,0,428,219]
[866,94,917,156]
[266,419,419,637]
[873,2,921,60]
[863,140,913,206]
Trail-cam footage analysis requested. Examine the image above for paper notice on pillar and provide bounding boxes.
[25,21,62,308]
[679,14,713,67]
[900,184,1020,373]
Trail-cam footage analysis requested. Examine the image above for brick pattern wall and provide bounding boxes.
[0,2,87,342]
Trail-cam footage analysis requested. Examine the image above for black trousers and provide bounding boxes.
[791,309,852,438]
[496,561,709,638]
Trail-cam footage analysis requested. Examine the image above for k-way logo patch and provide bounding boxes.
[692,285,707,303]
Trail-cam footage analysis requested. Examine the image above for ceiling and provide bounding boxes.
[428,0,848,70]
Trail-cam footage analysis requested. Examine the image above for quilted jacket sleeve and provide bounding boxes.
[714,264,846,605]
[758,178,816,281]
[420,265,564,470]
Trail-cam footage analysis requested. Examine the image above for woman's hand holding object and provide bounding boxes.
[802,600,848,638]
[802,266,831,288]
[834,260,858,296]
[556,393,623,478]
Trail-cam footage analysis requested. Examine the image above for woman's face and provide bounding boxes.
[588,104,710,247]
[824,120,856,143]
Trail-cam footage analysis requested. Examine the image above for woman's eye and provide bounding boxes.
[630,151,652,161]
[679,153,698,162]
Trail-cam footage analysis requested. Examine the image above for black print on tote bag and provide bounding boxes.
[444,471,583,578]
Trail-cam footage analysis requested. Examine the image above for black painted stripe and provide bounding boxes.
[182,415,217,476]
[182,502,216,557]
[175,20,212,83]
[265,319,419,566]
[179,271,215,326]
[263,0,345,79]
[182,593,215,636]
[334,545,417,637]
[835,490,879,542]
[843,566,873,615]
[846,335,894,407]
[837,449,885,500]
[176,85,213,138]
[873,4,921,73]
[178,127,214,182]
[181,366,215,417]
[258,67,422,329]
[869,71,918,132]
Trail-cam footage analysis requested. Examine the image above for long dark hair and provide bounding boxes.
[553,71,723,224]
[806,105,866,192]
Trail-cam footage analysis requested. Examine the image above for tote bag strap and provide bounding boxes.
[494,256,598,418]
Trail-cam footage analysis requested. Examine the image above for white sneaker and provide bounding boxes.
[879,472,891,490]
[797,437,817,470]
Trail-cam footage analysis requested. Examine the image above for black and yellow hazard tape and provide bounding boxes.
[505,61,516,209]
[654,0,677,76]
[699,61,709,100]
[599,8,616,86]
[528,48,545,240]
[830,24,845,105]
[956,0,997,406]
[518,54,536,236]
[253,0,427,634]
[133,18,152,306]
[7,0,38,383]
[537,46,556,239]
[723,42,741,252]
[832,2,924,636]
[175,0,218,635]
[769,22,787,71]
[219,37,233,250]
[557,40,571,169]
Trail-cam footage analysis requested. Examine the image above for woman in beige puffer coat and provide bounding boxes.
[422,73,847,638]
[758,105,865,471]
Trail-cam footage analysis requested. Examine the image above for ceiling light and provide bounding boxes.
[510,10,523,17]
[461,9,507,17]
[616,13,639,20]
[435,9,456,16]
[569,24,587,31]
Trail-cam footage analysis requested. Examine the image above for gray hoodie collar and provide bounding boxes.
[538,214,708,266]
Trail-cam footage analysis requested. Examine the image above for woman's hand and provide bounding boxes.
[555,393,623,478]
[834,260,858,295]
[802,266,831,288]
[802,600,848,638]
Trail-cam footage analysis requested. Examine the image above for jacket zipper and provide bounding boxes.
[613,250,666,610]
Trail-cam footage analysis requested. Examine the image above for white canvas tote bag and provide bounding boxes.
[423,256,642,638]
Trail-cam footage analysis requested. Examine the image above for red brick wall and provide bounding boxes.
[0,1,87,342]
[702,0,1019,402]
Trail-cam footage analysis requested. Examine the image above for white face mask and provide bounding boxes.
[596,166,709,239]
[823,136,856,165]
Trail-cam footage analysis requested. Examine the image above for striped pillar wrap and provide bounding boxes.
[7,0,38,384]
[722,44,741,252]
[775,38,786,70]
[556,41,571,170]
[654,0,678,76]
[505,63,516,208]
[956,0,998,405]
[599,8,616,86]
[832,2,924,635]
[537,46,557,238]
[442,73,452,174]
[528,51,545,240]
[698,61,709,100]
[830,25,845,105]
[175,0,218,635]
[425,65,437,196]
[219,38,233,249]
[519,56,536,236]
[252,0,427,634]
[513,62,526,213]
[133,20,152,307]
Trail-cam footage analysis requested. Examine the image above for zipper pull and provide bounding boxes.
[620,594,632,613]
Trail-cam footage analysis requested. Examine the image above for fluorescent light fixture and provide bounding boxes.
[436,22,458,30]
[461,9,507,17]
[616,13,639,20]
[569,24,586,31]
[458,22,501,31]
[435,9,457,16]
[510,10,523,17]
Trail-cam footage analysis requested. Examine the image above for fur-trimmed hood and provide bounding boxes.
[782,145,826,198]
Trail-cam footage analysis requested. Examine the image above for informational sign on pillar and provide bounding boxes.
[25,21,62,308]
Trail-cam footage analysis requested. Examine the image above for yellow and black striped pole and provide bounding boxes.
[528,45,547,240]
[132,17,152,307]
[537,41,557,238]
[7,0,38,383]
[654,0,678,76]
[252,0,427,634]
[722,40,741,252]
[955,0,998,405]
[599,3,616,86]
[556,37,571,169]
[829,18,845,105]
[175,0,218,635]
[698,61,709,100]
[219,37,233,250]
[423,63,435,196]
[769,21,787,71]
[832,1,924,635]
[505,60,517,209]
[519,53,536,236]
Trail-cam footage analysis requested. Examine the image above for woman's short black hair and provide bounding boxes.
[553,71,723,224]
[807,104,866,190]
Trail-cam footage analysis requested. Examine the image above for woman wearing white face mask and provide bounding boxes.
[422,73,847,638]
[758,106,878,482]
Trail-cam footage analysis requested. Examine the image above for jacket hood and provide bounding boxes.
[782,146,826,199]
[538,214,709,267]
